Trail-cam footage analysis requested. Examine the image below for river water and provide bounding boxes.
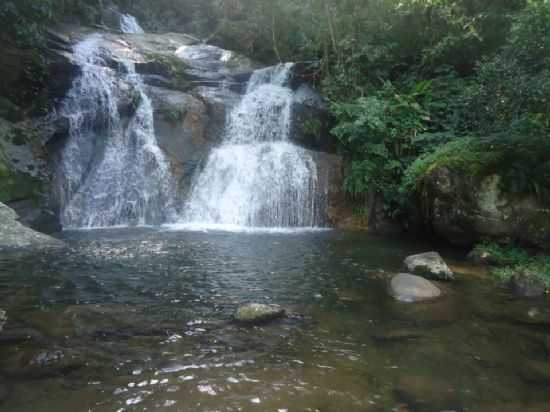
[1,229,550,411]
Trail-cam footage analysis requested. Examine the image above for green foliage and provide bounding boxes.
[473,241,550,286]
[401,138,499,193]
[164,107,186,123]
[0,0,55,46]
[330,80,432,216]
[473,242,531,267]
[492,256,550,286]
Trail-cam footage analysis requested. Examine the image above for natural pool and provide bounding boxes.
[1,229,549,411]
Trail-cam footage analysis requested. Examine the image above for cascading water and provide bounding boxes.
[58,34,176,229]
[120,14,145,34]
[179,63,326,230]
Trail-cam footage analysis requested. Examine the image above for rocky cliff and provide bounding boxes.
[0,23,344,232]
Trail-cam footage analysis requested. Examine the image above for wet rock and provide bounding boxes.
[22,349,85,378]
[290,84,336,153]
[0,310,6,332]
[0,203,64,250]
[467,248,501,266]
[395,374,462,412]
[234,303,286,324]
[404,252,455,281]
[520,361,550,384]
[509,272,547,298]
[389,273,442,303]
[372,328,423,344]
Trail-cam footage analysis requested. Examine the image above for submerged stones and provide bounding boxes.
[389,273,442,303]
[234,303,286,324]
[404,252,455,281]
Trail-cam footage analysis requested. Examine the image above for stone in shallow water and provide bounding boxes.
[389,273,442,303]
[234,303,286,324]
[404,252,455,281]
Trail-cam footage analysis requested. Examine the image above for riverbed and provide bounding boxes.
[1,229,549,411]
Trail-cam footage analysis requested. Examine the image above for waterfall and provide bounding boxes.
[178,63,326,230]
[120,14,145,34]
[58,34,175,229]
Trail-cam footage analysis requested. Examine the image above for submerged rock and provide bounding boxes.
[0,310,6,332]
[234,303,286,324]
[510,272,547,298]
[395,374,462,411]
[0,203,63,250]
[520,361,550,384]
[389,273,442,303]
[404,252,455,281]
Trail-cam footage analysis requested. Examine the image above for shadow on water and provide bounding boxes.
[1,228,550,411]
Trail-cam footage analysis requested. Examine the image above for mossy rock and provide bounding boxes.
[0,157,43,204]
[137,52,192,92]
[234,303,286,324]
[407,139,550,249]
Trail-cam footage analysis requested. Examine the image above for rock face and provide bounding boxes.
[419,166,550,249]
[0,24,346,230]
[234,303,286,324]
[289,84,336,153]
[404,252,455,281]
[0,202,63,250]
[389,273,442,303]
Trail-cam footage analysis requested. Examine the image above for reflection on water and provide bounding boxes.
[0,229,549,411]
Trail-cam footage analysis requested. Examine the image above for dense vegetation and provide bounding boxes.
[2,0,550,223]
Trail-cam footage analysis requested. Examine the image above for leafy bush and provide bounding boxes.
[492,257,550,286]
[472,241,550,286]
[473,242,531,267]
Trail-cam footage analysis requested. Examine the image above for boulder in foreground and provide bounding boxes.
[234,303,286,324]
[0,202,63,250]
[404,251,455,281]
[389,273,442,303]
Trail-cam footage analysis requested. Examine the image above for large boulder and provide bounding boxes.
[419,166,550,249]
[234,303,286,324]
[146,86,227,197]
[404,252,455,281]
[389,273,442,303]
[0,202,63,250]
